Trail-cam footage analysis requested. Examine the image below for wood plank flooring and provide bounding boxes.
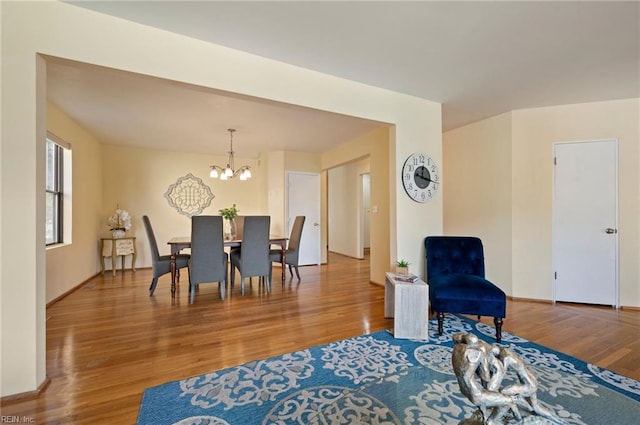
[2,252,638,424]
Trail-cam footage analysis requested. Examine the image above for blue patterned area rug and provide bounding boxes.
[137,315,640,424]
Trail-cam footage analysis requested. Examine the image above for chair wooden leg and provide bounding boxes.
[437,312,445,335]
[219,281,225,300]
[494,317,503,343]
[230,264,236,290]
[294,265,301,280]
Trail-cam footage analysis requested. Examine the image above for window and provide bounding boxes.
[46,138,64,245]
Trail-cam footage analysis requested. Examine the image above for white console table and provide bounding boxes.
[101,237,136,276]
[384,272,429,339]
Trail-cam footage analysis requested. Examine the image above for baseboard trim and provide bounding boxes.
[507,296,553,304]
[508,296,639,310]
[327,251,365,260]
[1,376,51,404]
[46,273,101,307]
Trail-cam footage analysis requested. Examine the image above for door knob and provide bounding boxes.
[605,228,617,234]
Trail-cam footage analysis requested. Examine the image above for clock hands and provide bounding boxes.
[416,166,439,184]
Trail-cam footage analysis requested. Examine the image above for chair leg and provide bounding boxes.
[437,312,445,336]
[294,265,301,280]
[219,281,225,300]
[494,317,503,343]
[288,264,293,277]
[189,283,196,304]
[149,277,159,296]
[230,264,236,290]
[265,275,271,293]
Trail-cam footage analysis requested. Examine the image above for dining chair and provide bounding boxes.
[142,215,189,296]
[425,236,507,342]
[270,216,305,280]
[189,215,228,303]
[230,216,271,295]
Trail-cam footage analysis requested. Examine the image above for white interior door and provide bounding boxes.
[287,172,321,265]
[553,140,618,306]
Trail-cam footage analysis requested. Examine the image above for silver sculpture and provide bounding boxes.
[452,333,563,425]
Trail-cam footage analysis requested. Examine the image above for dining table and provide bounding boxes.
[167,235,288,295]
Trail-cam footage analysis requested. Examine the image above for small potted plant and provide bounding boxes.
[396,259,410,275]
[218,204,239,240]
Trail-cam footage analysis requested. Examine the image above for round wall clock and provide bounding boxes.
[402,152,440,203]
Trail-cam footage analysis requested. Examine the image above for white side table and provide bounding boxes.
[384,272,429,339]
[101,237,137,276]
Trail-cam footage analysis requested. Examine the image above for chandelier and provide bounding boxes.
[209,128,252,181]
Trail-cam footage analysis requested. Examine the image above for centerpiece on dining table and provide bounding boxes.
[218,204,239,241]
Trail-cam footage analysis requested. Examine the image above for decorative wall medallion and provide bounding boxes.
[164,173,214,217]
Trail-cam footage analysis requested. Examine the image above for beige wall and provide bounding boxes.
[46,103,103,301]
[102,144,265,269]
[512,99,639,305]
[1,1,441,396]
[443,98,640,307]
[443,112,513,293]
[328,157,370,258]
[322,126,392,284]
[263,149,324,239]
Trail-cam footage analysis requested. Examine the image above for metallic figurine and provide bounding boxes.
[452,333,563,425]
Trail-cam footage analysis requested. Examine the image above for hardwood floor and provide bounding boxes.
[2,252,639,424]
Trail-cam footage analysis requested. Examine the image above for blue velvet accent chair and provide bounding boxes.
[424,236,506,342]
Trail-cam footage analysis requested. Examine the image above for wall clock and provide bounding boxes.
[402,152,440,203]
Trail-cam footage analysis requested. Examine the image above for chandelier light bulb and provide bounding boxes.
[210,168,218,178]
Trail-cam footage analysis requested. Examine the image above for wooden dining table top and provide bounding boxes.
[167,235,287,249]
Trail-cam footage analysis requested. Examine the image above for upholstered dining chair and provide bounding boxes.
[230,216,271,295]
[425,236,507,342]
[270,216,305,280]
[142,215,189,296]
[189,216,228,303]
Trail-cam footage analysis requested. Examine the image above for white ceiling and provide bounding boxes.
[51,1,639,156]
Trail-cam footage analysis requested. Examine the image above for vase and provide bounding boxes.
[224,218,237,241]
[112,229,125,239]
[396,266,409,276]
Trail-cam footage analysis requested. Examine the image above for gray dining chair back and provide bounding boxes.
[230,215,271,295]
[189,215,228,302]
[142,215,189,296]
[270,216,306,280]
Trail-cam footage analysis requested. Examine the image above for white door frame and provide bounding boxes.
[551,139,619,307]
